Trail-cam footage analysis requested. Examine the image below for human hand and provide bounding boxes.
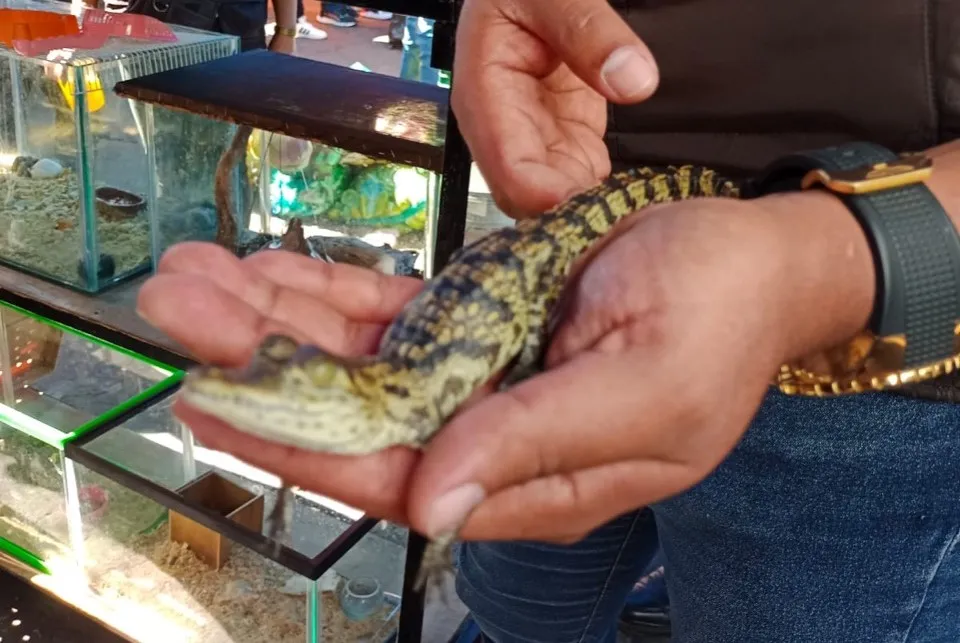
[403,191,876,544]
[453,0,659,217]
[136,242,424,521]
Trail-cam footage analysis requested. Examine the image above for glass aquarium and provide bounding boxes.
[72,392,404,642]
[23,458,326,643]
[465,162,513,246]
[0,299,182,569]
[0,0,239,293]
[246,129,440,279]
[325,521,408,643]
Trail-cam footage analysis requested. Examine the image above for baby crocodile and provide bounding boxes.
[181,165,739,593]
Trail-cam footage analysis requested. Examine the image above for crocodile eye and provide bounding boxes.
[308,363,339,387]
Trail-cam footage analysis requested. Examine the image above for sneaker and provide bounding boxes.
[318,7,358,27]
[265,18,328,40]
[360,9,392,20]
[295,17,328,39]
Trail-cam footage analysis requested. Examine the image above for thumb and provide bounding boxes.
[406,352,673,541]
[518,0,660,103]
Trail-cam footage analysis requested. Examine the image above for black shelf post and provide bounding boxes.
[397,4,471,640]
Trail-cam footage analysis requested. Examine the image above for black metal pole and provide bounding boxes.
[397,7,471,642]
[430,18,472,272]
[396,531,429,643]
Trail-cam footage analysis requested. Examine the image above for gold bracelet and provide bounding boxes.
[275,26,297,37]
[775,334,960,397]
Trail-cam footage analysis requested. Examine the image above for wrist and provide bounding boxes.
[761,188,877,363]
[761,141,960,369]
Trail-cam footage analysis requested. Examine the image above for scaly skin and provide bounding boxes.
[181,165,740,593]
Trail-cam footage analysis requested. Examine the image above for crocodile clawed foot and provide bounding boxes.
[414,532,458,606]
[265,483,294,557]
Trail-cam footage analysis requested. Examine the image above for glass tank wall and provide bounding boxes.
[0,299,181,568]
[73,392,402,642]
[239,130,439,279]
[0,0,238,292]
[151,111,245,256]
[326,522,408,642]
[26,457,326,643]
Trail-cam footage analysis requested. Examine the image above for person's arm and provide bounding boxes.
[268,0,297,53]
[402,140,960,545]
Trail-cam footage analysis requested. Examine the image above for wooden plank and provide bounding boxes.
[114,51,450,173]
[0,264,190,363]
[347,0,456,21]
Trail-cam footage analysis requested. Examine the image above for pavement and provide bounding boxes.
[270,2,404,76]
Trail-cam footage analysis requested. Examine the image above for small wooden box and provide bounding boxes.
[169,471,264,570]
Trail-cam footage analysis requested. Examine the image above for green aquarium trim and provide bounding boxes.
[0,299,182,376]
[64,375,184,445]
[0,298,184,447]
[0,401,70,447]
[307,581,320,642]
[0,536,51,575]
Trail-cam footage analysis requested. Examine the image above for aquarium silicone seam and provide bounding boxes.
[0,536,51,575]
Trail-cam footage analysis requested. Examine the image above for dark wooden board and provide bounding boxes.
[0,566,130,642]
[348,0,457,21]
[0,264,192,367]
[115,51,449,173]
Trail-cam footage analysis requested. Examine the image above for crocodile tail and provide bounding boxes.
[213,124,254,251]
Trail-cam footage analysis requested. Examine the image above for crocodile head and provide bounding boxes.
[179,337,426,454]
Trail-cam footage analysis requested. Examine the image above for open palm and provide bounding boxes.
[138,242,425,522]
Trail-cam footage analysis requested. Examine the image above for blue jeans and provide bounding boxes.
[399,16,440,86]
[456,389,960,642]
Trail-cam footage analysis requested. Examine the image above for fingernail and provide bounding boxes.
[135,306,154,325]
[601,46,657,101]
[426,483,486,538]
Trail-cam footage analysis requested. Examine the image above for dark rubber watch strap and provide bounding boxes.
[748,142,960,368]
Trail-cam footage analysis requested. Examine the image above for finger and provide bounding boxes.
[453,84,592,216]
[515,0,659,104]
[151,246,400,355]
[453,9,593,215]
[174,399,417,523]
[408,350,735,540]
[451,459,690,542]
[156,241,244,277]
[242,250,424,323]
[157,241,423,324]
[137,274,385,364]
[138,274,316,365]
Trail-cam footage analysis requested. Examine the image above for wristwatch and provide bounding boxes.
[746,141,960,396]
